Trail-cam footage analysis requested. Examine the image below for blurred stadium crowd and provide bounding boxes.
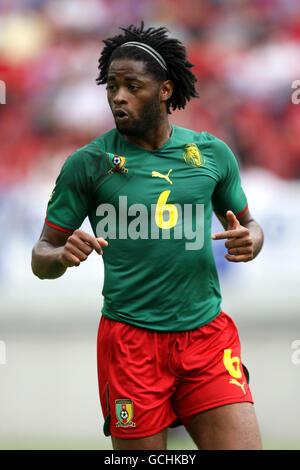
[1,0,300,188]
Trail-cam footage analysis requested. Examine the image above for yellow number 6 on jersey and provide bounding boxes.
[223,348,242,379]
[155,190,178,229]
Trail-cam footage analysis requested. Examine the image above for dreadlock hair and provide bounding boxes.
[96,22,199,114]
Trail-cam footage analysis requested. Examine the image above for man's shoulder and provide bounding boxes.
[173,127,238,176]
[93,128,119,150]
[65,129,118,167]
[177,126,235,155]
[78,128,118,156]
[173,126,222,146]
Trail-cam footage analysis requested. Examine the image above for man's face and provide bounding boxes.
[106,58,163,137]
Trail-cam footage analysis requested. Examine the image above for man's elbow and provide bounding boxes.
[31,249,45,279]
[31,265,45,280]
[31,245,66,280]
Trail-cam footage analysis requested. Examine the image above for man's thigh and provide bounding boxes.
[97,316,177,440]
[172,311,254,424]
[186,402,262,450]
[111,428,168,450]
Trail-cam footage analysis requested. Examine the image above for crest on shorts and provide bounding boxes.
[107,152,128,174]
[115,399,136,428]
[182,143,205,168]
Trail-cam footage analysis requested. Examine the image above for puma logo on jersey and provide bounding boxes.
[229,379,246,395]
[152,169,173,185]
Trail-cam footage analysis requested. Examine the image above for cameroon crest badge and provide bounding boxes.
[107,153,128,174]
[182,143,205,168]
[115,399,136,428]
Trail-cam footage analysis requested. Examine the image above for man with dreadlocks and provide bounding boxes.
[32,23,264,450]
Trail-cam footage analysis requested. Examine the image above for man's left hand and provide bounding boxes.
[211,210,254,262]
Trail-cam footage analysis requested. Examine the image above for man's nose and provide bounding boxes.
[113,87,128,104]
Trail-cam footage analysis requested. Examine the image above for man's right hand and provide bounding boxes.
[58,229,108,268]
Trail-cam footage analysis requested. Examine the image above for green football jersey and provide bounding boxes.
[46,125,247,331]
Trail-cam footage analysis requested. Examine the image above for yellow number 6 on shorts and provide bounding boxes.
[223,348,242,379]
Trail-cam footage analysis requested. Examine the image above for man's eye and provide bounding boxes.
[129,85,139,91]
[106,85,116,91]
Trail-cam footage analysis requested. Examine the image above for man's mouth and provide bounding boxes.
[114,109,129,122]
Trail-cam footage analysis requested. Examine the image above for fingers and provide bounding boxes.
[60,253,81,268]
[75,230,109,254]
[212,211,242,239]
[68,237,94,256]
[212,227,248,240]
[77,231,103,255]
[227,246,253,256]
[225,236,252,250]
[228,246,249,255]
[224,239,253,263]
[211,215,253,263]
[226,210,239,230]
[225,252,253,263]
[65,243,89,262]
[96,238,109,248]
[60,230,108,268]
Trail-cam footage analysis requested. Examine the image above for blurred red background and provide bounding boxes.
[1,0,300,187]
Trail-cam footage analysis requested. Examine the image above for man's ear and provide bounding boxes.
[159,80,174,103]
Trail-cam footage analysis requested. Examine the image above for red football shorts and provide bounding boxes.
[97,311,253,439]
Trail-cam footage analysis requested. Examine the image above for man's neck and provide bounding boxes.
[122,121,173,151]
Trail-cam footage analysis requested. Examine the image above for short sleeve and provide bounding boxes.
[45,150,90,233]
[212,140,248,217]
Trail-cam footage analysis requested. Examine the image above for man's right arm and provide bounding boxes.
[31,224,108,280]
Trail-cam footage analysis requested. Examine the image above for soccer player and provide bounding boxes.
[31,23,264,450]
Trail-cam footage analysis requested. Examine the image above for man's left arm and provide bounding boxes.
[212,209,264,262]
